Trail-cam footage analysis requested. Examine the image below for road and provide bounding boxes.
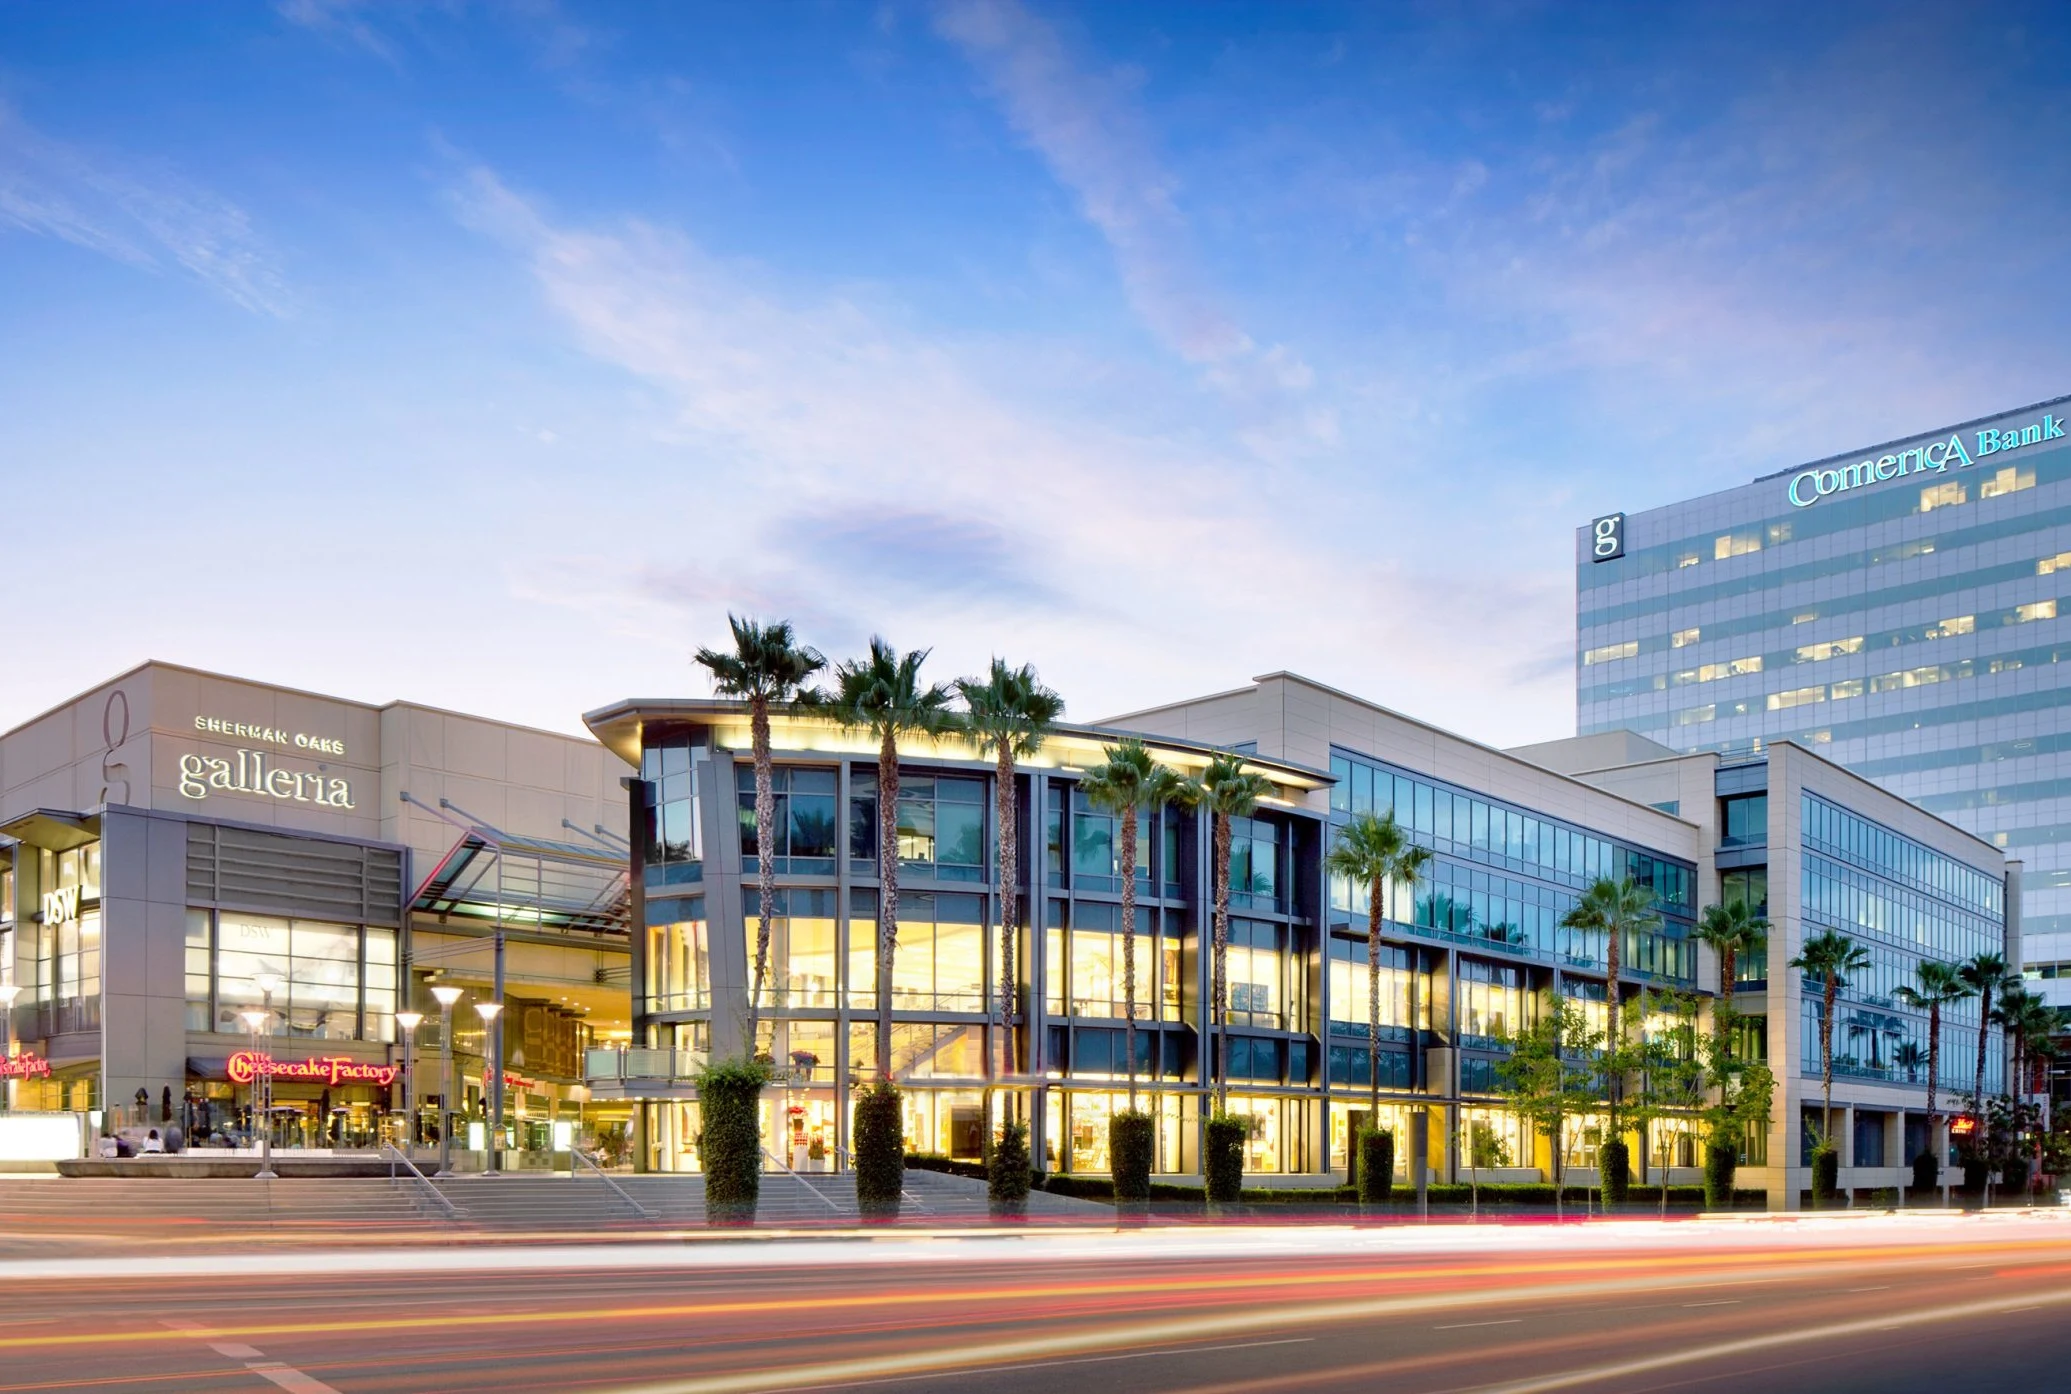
[6,1214,2071,1393]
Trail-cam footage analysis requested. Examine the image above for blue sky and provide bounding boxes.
[4,1,2069,746]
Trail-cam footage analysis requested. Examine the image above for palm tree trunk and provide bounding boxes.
[1367,879,1384,1118]
[1212,814,1233,1114]
[1121,801,1140,1112]
[1606,917,1622,1140]
[1821,976,1837,1145]
[1975,985,1994,1110]
[877,729,899,1081]
[1926,1006,1940,1122]
[748,694,775,1052]
[992,738,1017,1120]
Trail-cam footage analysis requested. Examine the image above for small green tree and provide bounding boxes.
[1626,990,1706,1216]
[695,1057,773,1226]
[1495,998,1604,1217]
[1461,1115,1511,1217]
[852,1080,905,1222]
[988,1119,1033,1219]
[1698,999,1774,1210]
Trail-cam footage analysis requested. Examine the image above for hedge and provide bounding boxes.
[905,1153,988,1180]
[1600,1139,1632,1206]
[1205,1115,1246,1205]
[1110,1112,1155,1206]
[1036,1176,1769,1209]
[1356,1129,1394,1207]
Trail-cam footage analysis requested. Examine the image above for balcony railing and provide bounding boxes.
[584,1047,706,1084]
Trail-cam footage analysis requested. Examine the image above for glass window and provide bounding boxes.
[736,765,838,870]
[647,901,710,1012]
[739,887,839,1009]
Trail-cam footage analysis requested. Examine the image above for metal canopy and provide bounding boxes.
[406,796,630,940]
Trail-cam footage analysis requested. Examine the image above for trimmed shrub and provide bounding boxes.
[1600,1140,1632,1207]
[853,1081,905,1221]
[1961,1158,1991,1200]
[1043,1173,1114,1201]
[1811,1143,1840,1208]
[1110,1111,1155,1206]
[1703,1143,1737,1211]
[2002,1158,2031,1197]
[906,1153,988,1180]
[989,1121,1033,1218]
[1356,1129,1395,1207]
[1911,1152,1939,1196]
[1205,1115,1247,1206]
[695,1057,770,1226]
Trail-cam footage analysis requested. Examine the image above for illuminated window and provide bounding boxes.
[1980,466,2034,500]
[1675,552,1701,569]
[1791,610,1821,625]
[2016,600,2058,623]
[1583,641,1639,665]
[1673,705,1716,726]
[1919,481,1967,512]
[2038,552,2071,576]
[1923,616,1976,640]
[1830,679,1865,700]
[1671,627,1700,648]
[1767,685,1826,711]
[1794,636,1863,662]
[1767,521,1793,546]
[1676,656,1762,685]
[1870,665,1946,694]
[1714,531,1762,560]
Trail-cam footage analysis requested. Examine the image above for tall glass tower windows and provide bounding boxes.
[1721,794,1768,848]
[642,736,703,876]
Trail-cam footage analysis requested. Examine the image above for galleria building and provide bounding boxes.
[0,661,2015,1209]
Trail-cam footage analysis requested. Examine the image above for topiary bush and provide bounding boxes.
[1356,1128,1394,1207]
[989,1120,1032,1218]
[1961,1158,1991,1202]
[1110,1111,1155,1207]
[1600,1139,1631,1207]
[1703,1142,1737,1210]
[853,1081,905,1222]
[1205,1114,1246,1207]
[695,1057,770,1226]
[1911,1151,1938,1196]
[1811,1142,1840,1208]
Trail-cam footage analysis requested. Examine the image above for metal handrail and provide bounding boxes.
[763,1147,843,1213]
[382,1145,459,1219]
[574,1147,655,1219]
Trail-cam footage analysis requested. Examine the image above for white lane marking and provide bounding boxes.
[1847,1285,1891,1292]
[1435,1319,1522,1329]
[211,1343,264,1359]
[246,1361,344,1394]
[1680,1299,1740,1307]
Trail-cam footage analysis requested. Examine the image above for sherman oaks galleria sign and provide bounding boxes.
[1787,411,2065,508]
[176,713,357,809]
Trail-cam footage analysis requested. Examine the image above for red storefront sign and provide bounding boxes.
[0,1052,51,1080]
[227,1051,399,1088]
[483,1068,541,1092]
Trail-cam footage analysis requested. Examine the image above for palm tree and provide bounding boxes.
[694,616,825,1047]
[1693,898,1768,1021]
[1191,752,1270,1112]
[1560,878,1660,1147]
[1080,740,1188,1110]
[820,638,958,1077]
[1995,986,2059,1106]
[1958,952,2013,1117]
[1789,928,1871,1147]
[1894,960,1968,1129]
[956,660,1064,1094]
[1895,1040,1927,1085]
[1324,811,1431,1118]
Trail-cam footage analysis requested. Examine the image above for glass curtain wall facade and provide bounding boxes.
[1577,393,2071,998]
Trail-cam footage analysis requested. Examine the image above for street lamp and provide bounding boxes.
[475,1000,505,1176]
[238,1006,274,1179]
[0,983,19,1114]
[252,972,284,1178]
[431,984,463,1176]
[395,1010,424,1155]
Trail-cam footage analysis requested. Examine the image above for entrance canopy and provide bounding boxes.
[406,797,629,941]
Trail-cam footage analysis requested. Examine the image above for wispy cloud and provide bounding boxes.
[0,105,291,316]
[274,0,400,65]
[935,0,1323,435]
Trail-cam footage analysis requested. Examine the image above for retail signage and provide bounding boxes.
[485,1069,541,1091]
[1590,513,1625,562]
[38,886,79,926]
[176,749,356,809]
[194,715,346,756]
[227,1052,398,1088]
[0,1052,52,1080]
[1787,413,2065,509]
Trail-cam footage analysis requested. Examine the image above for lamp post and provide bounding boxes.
[395,1010,424,1155]
[0,983,19,1113]
[431,984,462,1176]
[237,1006,274,1179]
[253,972,284,1178]
[475,1000,505,1176]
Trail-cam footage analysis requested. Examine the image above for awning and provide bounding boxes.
[406,797,629,940]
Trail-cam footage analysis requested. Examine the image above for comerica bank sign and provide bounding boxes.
[1787,412,2065,508]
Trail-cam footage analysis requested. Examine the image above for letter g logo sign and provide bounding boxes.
[1591,513,1625,562]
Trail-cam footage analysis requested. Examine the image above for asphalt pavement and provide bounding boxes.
[4,1213,2069,1393]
